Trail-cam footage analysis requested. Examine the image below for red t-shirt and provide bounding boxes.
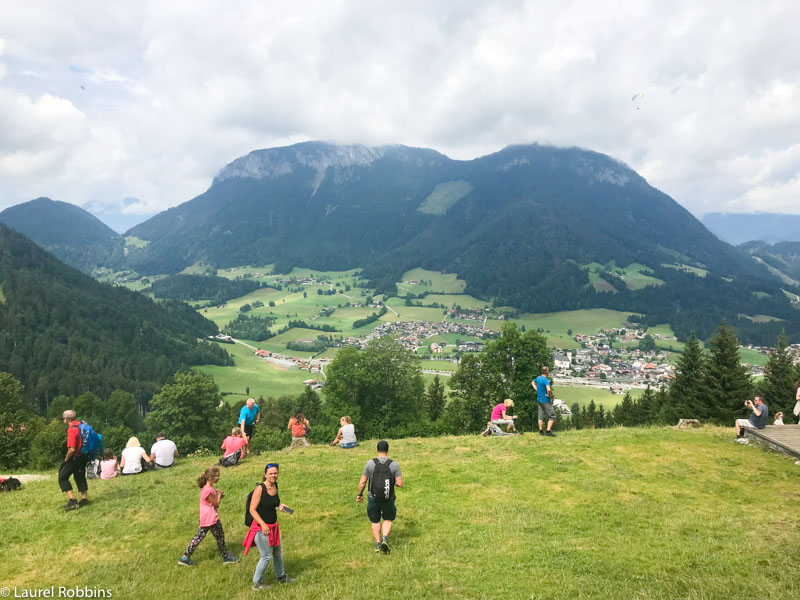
[67,420,82,452]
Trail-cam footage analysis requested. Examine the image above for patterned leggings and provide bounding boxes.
[183,520,229,558]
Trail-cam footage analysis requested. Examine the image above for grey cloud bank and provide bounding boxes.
[1,0,799,224]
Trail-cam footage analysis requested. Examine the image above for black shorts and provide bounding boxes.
[367,497,397,523]
[244,423,255,438]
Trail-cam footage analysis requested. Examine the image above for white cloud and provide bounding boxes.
[0,0,799,220]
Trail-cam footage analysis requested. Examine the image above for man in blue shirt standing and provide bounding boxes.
[532,366,556,437]
[239,397,261,454]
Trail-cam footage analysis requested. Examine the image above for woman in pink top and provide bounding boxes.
[222,427,247,458]
[488,399,518,433]
[178,467,239,566]
[99,448,118,479]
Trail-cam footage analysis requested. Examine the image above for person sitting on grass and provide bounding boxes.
[331,416,358,448]
[99,448,118,480]
[488,399,518,434]
[735,396,769,438]
[119,437,152,475]
[220,427,248,466]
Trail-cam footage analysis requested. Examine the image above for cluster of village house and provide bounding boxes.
[336,318,496,353]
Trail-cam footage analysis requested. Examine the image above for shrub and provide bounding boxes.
[30,419,68,470]
[99,424,134,456]
[250,430,291,453]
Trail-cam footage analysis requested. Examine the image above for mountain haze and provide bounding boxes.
[702,212,800,245]
[0,197,124,272]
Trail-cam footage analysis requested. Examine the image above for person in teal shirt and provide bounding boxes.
[532,366,556,437]
[239,398,261,454]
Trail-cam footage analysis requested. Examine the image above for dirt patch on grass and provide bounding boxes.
[0,473,51,482]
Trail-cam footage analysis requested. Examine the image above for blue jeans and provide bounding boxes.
[253,531,285,584]
[340,441,357,449]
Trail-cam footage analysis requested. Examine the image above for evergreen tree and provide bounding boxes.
[762,331,796,422]
[613,392,635,426]
[667,332,707,421]
[425,375,446,422]
[705,322,752,424]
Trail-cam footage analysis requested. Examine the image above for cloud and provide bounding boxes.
[0,0,799,219]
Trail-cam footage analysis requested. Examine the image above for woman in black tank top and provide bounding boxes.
[249,463,296,590]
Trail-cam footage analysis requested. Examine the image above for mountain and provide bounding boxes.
[702,212,800,245]
[0,224,231,411]
[741,240,800,284]
[122,141,797,341]
[0,197,125,272]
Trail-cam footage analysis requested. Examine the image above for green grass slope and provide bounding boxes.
[3,428,800,599]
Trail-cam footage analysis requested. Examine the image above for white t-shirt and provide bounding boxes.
[150,439,177,466]
[341,423,356,445]
[121,446,146,474]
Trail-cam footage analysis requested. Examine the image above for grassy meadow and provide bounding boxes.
[4,427,800,600]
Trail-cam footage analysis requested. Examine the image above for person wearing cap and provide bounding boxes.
[532,366,556,437]
[286,408,310,452]
[356,440,403,554]
[150,433,178,469]
[239,398,261,455]
[488,399,518,433]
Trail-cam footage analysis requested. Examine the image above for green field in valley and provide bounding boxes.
[196,343,313,401]
[5,428,800,600]
[396,268,467,295]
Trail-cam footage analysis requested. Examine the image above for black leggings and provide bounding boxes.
[183,520,229,558]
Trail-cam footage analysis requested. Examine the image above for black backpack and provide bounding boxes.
[244,483,266,526]
[369,458,394,500]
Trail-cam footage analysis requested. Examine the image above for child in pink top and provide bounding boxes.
[178,467,238,566]
[99,448,118,479]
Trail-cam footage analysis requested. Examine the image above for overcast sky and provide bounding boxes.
[1,1,799,231]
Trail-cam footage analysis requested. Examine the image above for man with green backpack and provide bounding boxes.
[58,409,102,511]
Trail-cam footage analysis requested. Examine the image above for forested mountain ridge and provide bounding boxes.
[0,197,125,272]
[0,225,231,411]
[122,142,796,340]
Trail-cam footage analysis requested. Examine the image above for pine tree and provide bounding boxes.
[762,331,797,423]
[668,332,707,421]
[425,375,446,422]
[705,322,752,424]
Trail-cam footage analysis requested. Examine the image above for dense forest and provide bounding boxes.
[150,273,262,304]
[0,225,231,412]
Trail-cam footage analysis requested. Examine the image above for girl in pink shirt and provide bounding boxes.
[99,448,118,479]
[178,467,238,566]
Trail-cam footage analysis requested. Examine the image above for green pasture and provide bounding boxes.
[583,261,663,292]
[420,359,459,372]
[588,271,618,293]
[739,348,769,367]
[417,180,473,215]
[197,343,312,400]
[662,263,709,277]
[397,268,466,295]
[419,293,491,309]
[5,428,800,600]
[555,385,643,410]
[738,313,783,323]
